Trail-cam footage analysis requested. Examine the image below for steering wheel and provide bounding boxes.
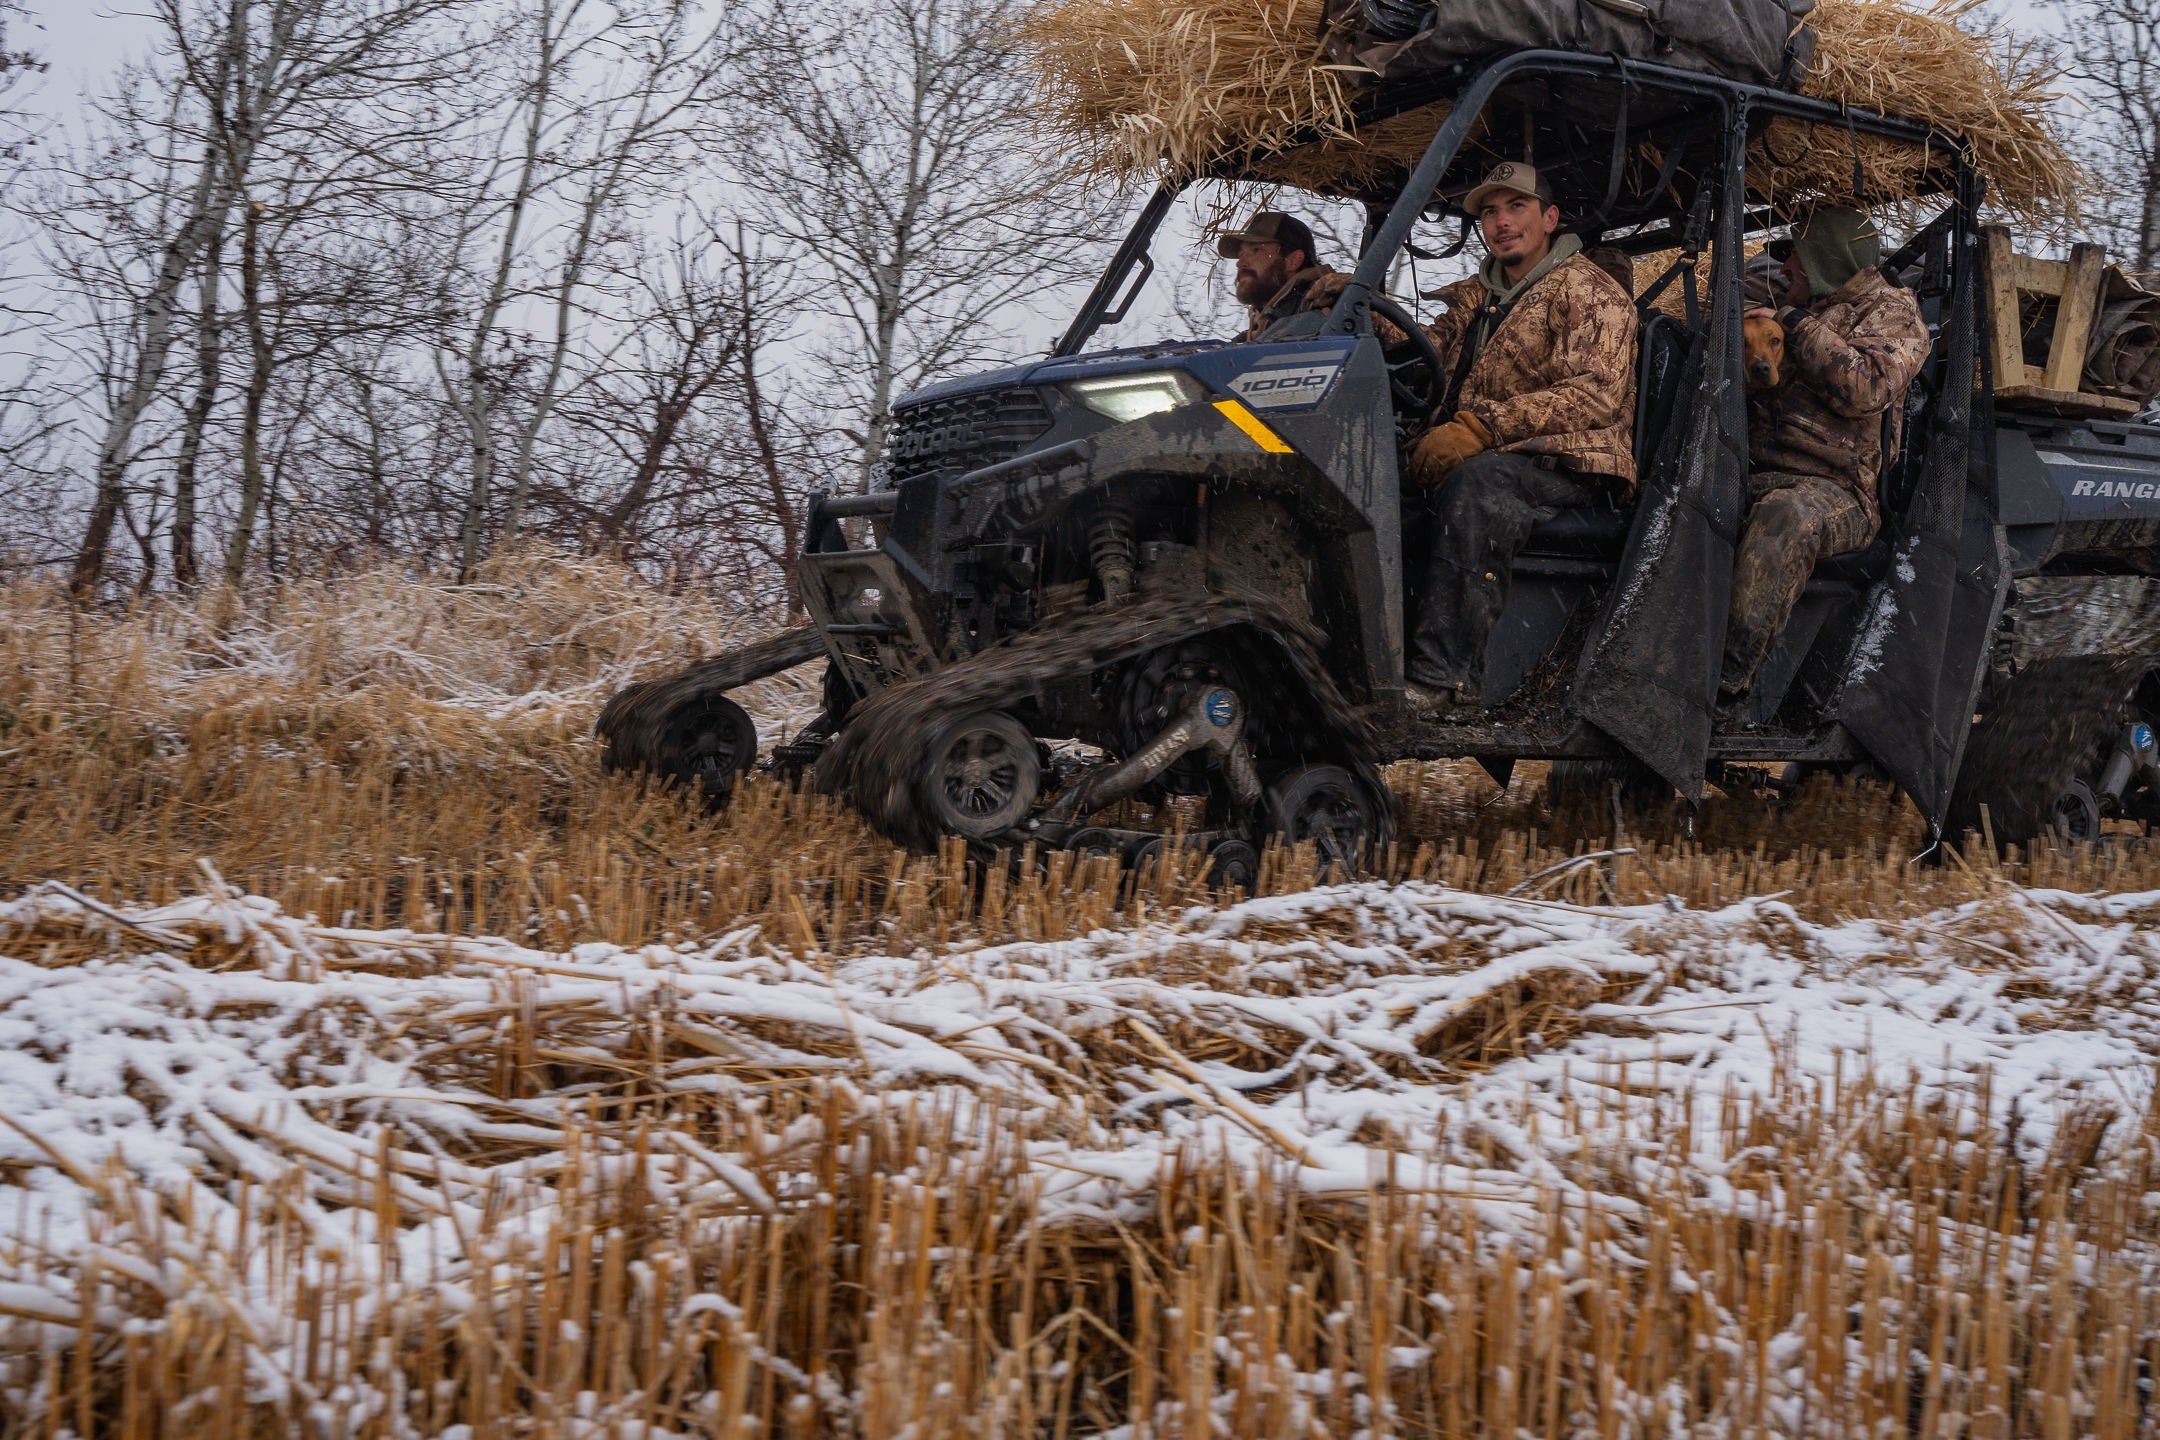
[1367,291,1444,423]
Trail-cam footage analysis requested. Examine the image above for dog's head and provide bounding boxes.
[1744,315,1786,391]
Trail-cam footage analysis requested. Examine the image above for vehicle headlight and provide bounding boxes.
[1064,370,1201,423]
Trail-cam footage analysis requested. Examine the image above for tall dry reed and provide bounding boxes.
[6,560,2157,956]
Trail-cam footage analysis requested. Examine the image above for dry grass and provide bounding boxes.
[1016,0,2080,226]
[4,874,2159,1436]
[4,559,2159,944]
[1752,0,2082,231]
[6,559,2160,1436]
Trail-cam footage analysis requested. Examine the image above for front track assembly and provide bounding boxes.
[595,591,1392,872]
[814,588,1391,868]
[596,624,826,804]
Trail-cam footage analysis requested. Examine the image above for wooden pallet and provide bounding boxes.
[1981,225,2144,420]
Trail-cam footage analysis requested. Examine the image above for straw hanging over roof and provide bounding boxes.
[1753,0,2080,228]
[1014,0,2084,227]
[1015,0,1353,183]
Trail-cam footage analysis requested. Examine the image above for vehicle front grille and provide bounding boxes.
[883,386,1053,487]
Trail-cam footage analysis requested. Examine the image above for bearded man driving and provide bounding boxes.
[1219,211,1342,341]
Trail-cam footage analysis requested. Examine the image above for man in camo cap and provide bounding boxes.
[1219,210,1344,341]
[1403,160,1638,713]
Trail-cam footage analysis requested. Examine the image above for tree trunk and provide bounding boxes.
[71,149,228,598]
[71,0,251,598]
[455,0,558,581]
[856,299,899,497]
[2139,152,2160,277]
[735,233,802,615]
[504,112,638,543]
[171,222,226,589]
[599,393,693,545]
[358,370,390,551]
[453,368,495,580]
[222,199,272,587]
[125,494,159,596]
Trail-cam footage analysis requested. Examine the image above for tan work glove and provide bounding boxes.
[1408,411,1493,489]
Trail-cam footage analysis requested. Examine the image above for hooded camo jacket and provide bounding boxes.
[1421,252,1638,487]
[1749,266,1931,533]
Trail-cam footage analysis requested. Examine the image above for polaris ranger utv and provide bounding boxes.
[599,46,2160,866]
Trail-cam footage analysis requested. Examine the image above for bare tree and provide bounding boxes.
[729,0,1113,495]
[0,363,70,570]
[40,88,206,594]
[2050,0,2160,273]
[0,0,43,179]
[167,217,223,587]
[431,0,736,581]
[544,216,822,610]
[298,334,468,562]
[60,0,471,598]
[585,229,746,547]
[9,0,1142,605]
[220,144,449,584]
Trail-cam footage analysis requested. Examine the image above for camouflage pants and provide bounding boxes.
[1720,472,1875,697]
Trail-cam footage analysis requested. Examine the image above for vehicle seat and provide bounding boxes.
[1517,311,1687,561]
[1523,503,1631,557]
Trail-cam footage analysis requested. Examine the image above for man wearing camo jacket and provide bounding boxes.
[1721,204,1934,704]
[1403,161,1638,713]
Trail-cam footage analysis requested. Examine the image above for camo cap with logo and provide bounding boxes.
[1215,211,1320,262]
[1463,162,1557,215]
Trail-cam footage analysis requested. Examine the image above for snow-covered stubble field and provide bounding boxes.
[3,556,2159,1437]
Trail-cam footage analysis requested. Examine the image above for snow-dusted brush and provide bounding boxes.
[3,869,2160,1433]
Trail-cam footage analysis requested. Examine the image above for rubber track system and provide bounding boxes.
[1945,654,2157,847]
[815,590,1381,852]
[596,624,826,777]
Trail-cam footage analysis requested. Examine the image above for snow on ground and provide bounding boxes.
[1,875,2153,1274]
[5,872,2158,1430]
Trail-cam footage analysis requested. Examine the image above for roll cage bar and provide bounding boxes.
[1054,47,1972,358]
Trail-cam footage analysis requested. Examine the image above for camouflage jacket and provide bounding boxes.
[1241,264,1342,342]
[1748,267,1931,533]
[1421,254,1639,487]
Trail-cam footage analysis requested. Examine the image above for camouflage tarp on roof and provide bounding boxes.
[1322,0,1816,90]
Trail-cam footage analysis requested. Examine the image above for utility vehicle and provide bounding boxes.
[600,47,2160,866]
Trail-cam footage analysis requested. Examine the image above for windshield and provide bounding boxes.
[1061,185,1428,355]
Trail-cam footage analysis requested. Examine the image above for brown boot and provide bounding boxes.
[1406,680,1478,720]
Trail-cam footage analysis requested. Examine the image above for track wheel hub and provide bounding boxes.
[1269,764,1379,878]
[919,711,1042,841]
[661,696,758,807]
[2053,779,2103,844]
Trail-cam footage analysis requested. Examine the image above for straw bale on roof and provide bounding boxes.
[1015,0,2082,227]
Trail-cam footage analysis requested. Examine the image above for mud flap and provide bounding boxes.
[1832,500,2009,837]
[1831,184,2011,837]
[1573,112,1748,803]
